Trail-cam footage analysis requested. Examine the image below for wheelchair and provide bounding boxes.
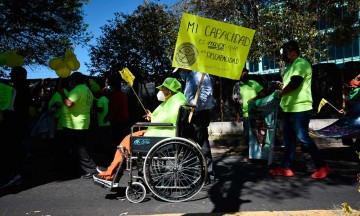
[94,105,208,203]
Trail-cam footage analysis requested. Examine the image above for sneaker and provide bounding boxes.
[269,167,294,177]
[96,166,107,173]
[311,165,330,179]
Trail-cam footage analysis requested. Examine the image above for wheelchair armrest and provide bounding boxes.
[117,146,127,150]
[131,122,175,134]
[132,122,174,127]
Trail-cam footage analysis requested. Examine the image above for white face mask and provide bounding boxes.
[157,91,166,101]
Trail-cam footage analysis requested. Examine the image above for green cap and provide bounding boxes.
[156,77,182,93]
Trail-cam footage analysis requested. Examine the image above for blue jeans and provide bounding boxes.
[243,117,249,145]
[281,111,326,169]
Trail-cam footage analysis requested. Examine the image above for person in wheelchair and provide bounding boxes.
[93,77,187,184]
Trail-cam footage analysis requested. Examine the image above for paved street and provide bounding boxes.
[0,137,359,216]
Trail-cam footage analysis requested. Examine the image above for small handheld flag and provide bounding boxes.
[318,98,341,113]
[119,67,135,87]
[317,98,328,113]
[119,67,146,113]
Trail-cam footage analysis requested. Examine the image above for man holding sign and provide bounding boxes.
[174,67,215,182]
[172,13,255,182]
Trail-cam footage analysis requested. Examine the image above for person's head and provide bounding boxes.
[350,78,360,90]
[10,66,27,86]
[68,72,85,89]
[240,68,249,82]
[173,68,191,80]
[281,40,300,63]
[156,77,182,101]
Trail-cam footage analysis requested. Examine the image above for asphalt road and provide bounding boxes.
[0,138,359,216]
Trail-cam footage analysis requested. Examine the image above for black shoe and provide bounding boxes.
[81,172,96,179]
[205,172,217,185]
[0,174,22,189]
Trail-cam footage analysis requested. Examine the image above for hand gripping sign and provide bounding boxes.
[172,13,255,122]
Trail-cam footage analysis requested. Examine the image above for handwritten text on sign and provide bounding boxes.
[172,13,255,80]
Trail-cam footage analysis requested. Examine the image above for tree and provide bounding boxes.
[0,0,92,77]
[88,2,179,83]
[172,0,360,121]
[172,0,360,63]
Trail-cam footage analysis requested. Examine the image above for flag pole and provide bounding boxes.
[130,86,147,113]
[188,73,206,123]
[119,68,147,113]
[327,101,341,113]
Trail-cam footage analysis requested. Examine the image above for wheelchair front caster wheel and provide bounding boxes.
[126,182,146,203]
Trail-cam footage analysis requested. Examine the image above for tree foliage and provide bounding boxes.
[172,0,360,64]
[88,2,178,82]
[0,0,92,76]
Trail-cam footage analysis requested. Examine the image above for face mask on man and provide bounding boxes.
[179,72,187,80]
[157,91,166,101]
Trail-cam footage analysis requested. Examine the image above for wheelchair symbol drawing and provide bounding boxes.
[133,139,151,146]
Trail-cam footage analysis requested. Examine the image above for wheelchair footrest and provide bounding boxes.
[93,178,119,188]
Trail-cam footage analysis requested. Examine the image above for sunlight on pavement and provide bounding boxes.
[139,209,360,216]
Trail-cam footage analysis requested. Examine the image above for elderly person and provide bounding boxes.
[93,77,187,184]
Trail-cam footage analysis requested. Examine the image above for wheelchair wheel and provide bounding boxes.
[126,182,146,203]
[143,137,207,202]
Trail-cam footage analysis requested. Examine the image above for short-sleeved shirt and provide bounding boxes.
[280,57,313,112]
[97,95,110,127]
[239,80,263,117]
[61,84,94,130]
[0,83,16,111]
[48,89,68,130]
[48,90,68,118]
[144,92,187,137]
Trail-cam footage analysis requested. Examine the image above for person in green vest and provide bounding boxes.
[48,78,69,131]
[57,72,98,179]
[0,66,31,189]
[45,78,70,174]
[233,68,266,155]
[269,40,330,179]
[93,77,187,184]
[89,78,113,165]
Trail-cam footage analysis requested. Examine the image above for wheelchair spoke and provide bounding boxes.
[144,138,207,202]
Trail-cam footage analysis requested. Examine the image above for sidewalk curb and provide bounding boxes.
[132,209,360,216]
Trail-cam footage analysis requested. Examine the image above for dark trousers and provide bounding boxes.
[62,128,97,175]
[0,110,26,180]
[111,122,129,147]
[190,109,214,175]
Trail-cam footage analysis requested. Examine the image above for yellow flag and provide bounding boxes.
[317,98,328,113]
[119,67,135,86]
